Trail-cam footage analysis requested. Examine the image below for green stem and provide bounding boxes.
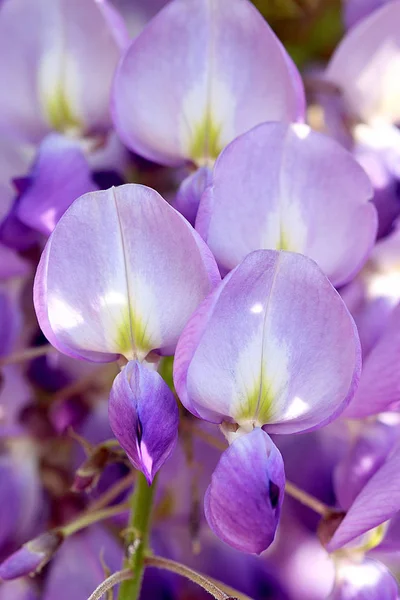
[117,472,157,600]
[60,502,129,537]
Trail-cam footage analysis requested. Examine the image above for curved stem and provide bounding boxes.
[88,471,136,513]
[144,555,232,600]
[0,344,55,367]
[284,480,330,517]
[117,472,157,600]
[60,502,129,537]
[87,569,132,600]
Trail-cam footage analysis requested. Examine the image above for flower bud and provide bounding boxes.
[0,531,63,580]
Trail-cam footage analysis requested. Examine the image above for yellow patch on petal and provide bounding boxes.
[278,228,293,252]
[235,369,274,427]
[46,84,81,133]
[115,307,153,361]
[190,114,222,166]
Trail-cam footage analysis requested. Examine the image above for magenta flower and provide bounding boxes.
[197,122,377,284]
[174,250,360,552]
[112,0,305,168]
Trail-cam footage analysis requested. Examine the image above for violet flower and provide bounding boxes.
[34,183,220,479]
[174,249,361,553]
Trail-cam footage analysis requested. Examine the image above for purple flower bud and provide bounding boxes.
[109,360,179,484]
[0,531,63,580]
[72,445,119,493]
[204,428,285,554]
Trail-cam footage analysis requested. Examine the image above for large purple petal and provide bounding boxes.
[0,580,38,600]
[112,0,305,166]
[345,303,400,417]
[326,2,400,125]
[334,420,398,511]
[197,122,376,286]
[174,250,360,432]
[108,360,179,483]
[204,428,285,554]
[0,0,127,142]
[43,527,123,600]
[17,134,98,236]
[34,184,219,363]
[328,443,400,552]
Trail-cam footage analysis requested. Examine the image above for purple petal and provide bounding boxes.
[0,245,29,281]
[43,527,122,600]
[0,291,20,358]
[0,580,38,600]
[197,122,376,286]
[329,558,398,600]
[34,184,219,362]
[17,134,98,236]
[109,360,178,483]
[173,166,212,226]
[327,444,400,552]
[204,428,285,554]
[174,250,361,432]
[0,0,127,141]
[345,303,400,417]
[378,510,400,552]
[112,0,304,166]
[344,0,395,29]
[334,420,398,511]
[326,2,400,125]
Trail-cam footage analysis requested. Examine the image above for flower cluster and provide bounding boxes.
[0,0,400,599]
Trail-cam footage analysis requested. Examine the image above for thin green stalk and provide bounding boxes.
[60,502,129,537]
[117,472,157,600]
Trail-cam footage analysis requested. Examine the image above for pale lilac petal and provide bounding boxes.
[173,166,212,226]
[16,134,97,236]
[329,558,398,600]
[112,0,304,166]
[378,511,400,552]
[326,2,400,125]
[0,0,127,141]
[327,444,400,552]
[174,250,360,432]
[34,184,219,362]
[345,302,400,418]
[204,428,285,554]
[334,421,398,510]
[197,122,376,286]
[108,360,178,483]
